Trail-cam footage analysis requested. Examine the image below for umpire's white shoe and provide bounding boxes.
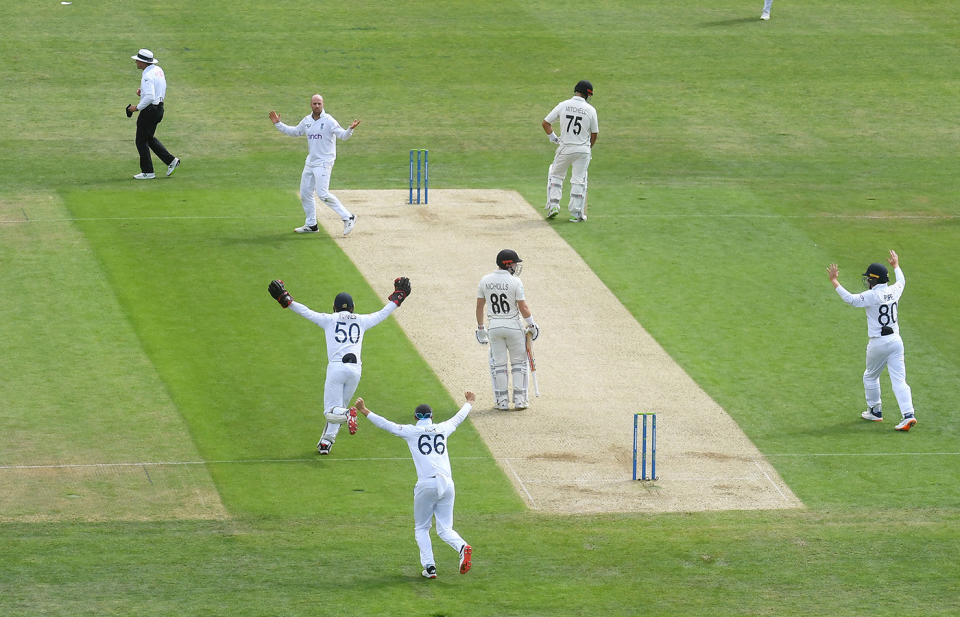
[342,215,357,236]
[295,224,319,233]
[895,414,917,432]
[133,172,156,180]
[458,544,472,574]
[861,407,883,422]
[317,440,332,455]
[166,157,180,177]
[421,565,437,579]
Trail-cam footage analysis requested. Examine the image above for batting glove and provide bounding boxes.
[548,133,560,144]
[526,323,540,341]
[475,326,489,344]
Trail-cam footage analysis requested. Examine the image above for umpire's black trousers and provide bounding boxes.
[136,103,174,174]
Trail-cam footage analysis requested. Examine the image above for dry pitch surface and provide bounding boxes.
[320,190,802,514]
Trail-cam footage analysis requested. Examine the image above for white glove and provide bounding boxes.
[526,322,540,341]
[475,326,489,344]
[548,133,560,144]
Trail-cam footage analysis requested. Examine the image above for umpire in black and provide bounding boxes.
[127,49,180,180]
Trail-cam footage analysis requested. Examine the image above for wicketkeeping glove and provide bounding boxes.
[126,104,133,118]
[475,326,489,344]
[388,276,411,306]
[268,279,293,308]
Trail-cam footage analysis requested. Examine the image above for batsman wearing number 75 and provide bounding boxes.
[354,393,475,580]
[267,276,411,454]
[827,250,917,431]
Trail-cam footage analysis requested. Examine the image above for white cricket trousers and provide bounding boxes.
[299,162,351,226]
[320,361,361,444]
[413,474,466,568]
[487,323,529,407]
[863,334,914,416]
[547,147,592,217]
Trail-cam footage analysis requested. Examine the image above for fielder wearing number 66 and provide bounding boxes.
[475,249,539,410]
[268,276,411,454]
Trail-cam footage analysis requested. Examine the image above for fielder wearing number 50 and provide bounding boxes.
[268,277,412,454]
[827,250,917,432]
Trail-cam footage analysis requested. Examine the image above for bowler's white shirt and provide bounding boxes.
[288,301,396,363]
[834,267,905,338]
[544,95,599,151]
[366,403,472,481]
[275,111,354,166]
[137,64,166,109]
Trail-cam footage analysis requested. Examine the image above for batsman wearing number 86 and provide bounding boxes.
[827,250,917,431]
[476,249,540,410]
[268,276,411,454]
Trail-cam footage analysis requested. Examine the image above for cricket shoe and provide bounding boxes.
[546,206,559,219]
[166,157,180,177]
[295,224,320,234]
[894,414,917,432]
[421,565,437,579]
[347,407,358,435]
[514,400,528,410]
[133,172,156,180]
[761,12,770,20]
[568,210,586,223]
[342,215,357,236]
[861,407,883,422]
[316,440,332,455]
[459,544,472,574]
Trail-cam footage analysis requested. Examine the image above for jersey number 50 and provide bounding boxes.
[335,321,361,343]
[418,433,446,455]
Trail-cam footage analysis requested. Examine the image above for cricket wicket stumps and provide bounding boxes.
[632,413,657,481]
[409,149,428,204]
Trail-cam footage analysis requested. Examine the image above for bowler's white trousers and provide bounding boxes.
[300,162,351,226]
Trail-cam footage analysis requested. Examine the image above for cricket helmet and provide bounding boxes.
[333,292,354,313]
[575,80,594,98]
[415,404,433,420]
[496,249,523,275]
[862,263,889,286]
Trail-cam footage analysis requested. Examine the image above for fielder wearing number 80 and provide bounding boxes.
[827,250,917,432]
[475,249,539,411]
[268,277,411,454]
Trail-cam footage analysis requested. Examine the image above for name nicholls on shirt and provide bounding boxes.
[483,282,510,291]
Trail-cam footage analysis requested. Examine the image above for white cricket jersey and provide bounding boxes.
[544,95,599,151]
[275,112,354,166]
[835,267,905,338]
[288,301,397,363]
[136,64,166,110]
[477,270,525,324]
[366,403,472,481]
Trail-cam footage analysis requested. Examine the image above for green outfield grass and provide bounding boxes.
[2,1,959,615]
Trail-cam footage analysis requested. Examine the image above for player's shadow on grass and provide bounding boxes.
[699,17,760,27]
